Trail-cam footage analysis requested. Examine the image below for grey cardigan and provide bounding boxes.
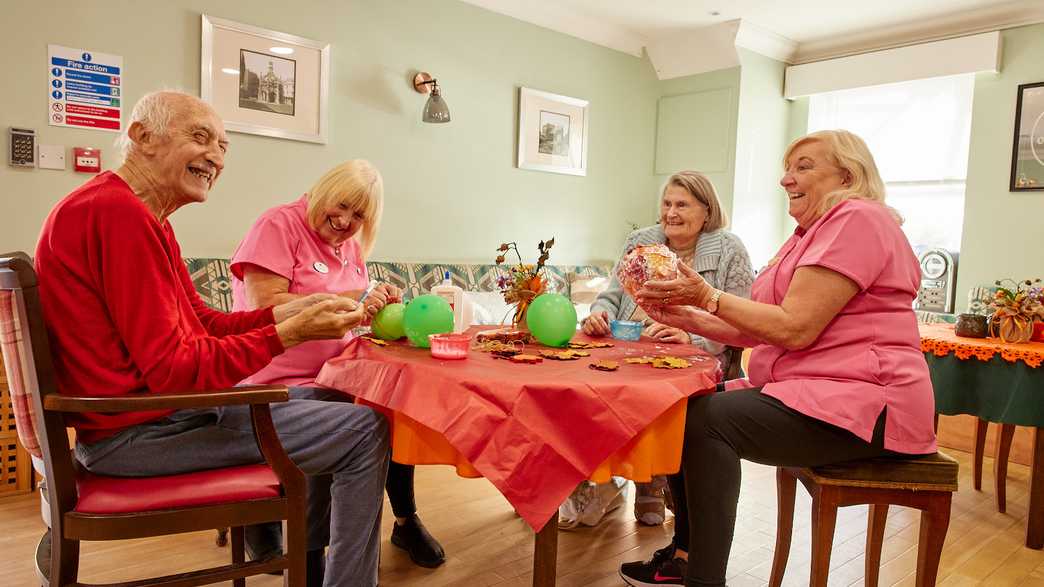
[591,225,754,368]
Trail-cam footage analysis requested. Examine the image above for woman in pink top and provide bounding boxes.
[617,130,936,587]
[230,160,446,570]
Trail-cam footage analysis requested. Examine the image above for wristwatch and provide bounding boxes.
[705,289,723,314]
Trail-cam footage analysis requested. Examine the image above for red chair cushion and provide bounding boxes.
[74,464,281,514]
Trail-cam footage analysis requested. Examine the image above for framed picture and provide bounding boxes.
[201,15,329,144]
[1010,81,1044,191]
[517,87,589,176]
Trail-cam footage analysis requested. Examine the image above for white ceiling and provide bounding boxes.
[459,0,1044,64]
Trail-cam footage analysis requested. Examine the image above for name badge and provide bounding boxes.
[313,261,329,274]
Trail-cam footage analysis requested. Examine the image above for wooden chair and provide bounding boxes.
[972,418,1015,512]
[769,451,958,587]
[0,252,307,587]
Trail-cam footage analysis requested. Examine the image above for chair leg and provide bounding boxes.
[915,494,952,587]
[51,531,79,587]
[995,423,1015,514]
[769,468,797,587]
[865,504,889,587]
[973,418,988,491]
[231,526,245,587]
[286,516,308,587]
[809,486,840,587]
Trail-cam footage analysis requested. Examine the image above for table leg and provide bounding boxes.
[1027,427,1044,549]
[533,511,559,587]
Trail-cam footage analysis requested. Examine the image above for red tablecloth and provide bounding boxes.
[315,327,719,530]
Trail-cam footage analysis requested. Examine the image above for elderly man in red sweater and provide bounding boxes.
[34,90,389,587]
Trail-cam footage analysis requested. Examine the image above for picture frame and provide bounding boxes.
[201,15,329,144]
[1010,81,1044,191]
[517,87,589,176]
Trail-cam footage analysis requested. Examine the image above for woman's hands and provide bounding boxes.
[275,297,367,348]
[643,322,690,344]
[362,283,403,317]
[637,263,716,309]
[581,310,611,336]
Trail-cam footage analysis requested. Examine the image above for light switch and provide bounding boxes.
[38,144,66,170]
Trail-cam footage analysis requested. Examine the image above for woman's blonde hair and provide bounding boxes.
[662,170,729,231]
[306,160,384,257]
[784,130,901,223]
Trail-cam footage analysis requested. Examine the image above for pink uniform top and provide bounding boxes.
[741,199,936,454]
[230,195,369,386]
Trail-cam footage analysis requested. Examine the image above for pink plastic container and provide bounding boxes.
[428,333,471,359]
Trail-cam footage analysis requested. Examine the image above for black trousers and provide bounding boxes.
[680,387,906,587]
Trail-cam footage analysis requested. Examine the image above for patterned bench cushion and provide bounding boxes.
[184,258,612,313]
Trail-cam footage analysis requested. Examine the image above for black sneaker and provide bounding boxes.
[620,543,686,586]
[390,514,446,568]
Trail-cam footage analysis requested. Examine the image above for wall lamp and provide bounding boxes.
[413,72,450,123]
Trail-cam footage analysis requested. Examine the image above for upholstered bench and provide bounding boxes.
[184,258,613,321]
[770,451,959,587]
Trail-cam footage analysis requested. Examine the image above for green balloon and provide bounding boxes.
[371,302,406,340]
[403,294,454,348]
[526,293,577,348]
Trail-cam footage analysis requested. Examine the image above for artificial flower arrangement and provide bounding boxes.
[495,238,554,327]
[989,278,1044,343]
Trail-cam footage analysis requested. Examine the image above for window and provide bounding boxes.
[807,74,975,252]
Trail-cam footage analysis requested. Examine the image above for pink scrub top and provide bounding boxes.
[230,195,369,386]
[742,199,936,454]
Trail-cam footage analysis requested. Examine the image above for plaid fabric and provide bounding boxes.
[0,290,41,458]
[182,257,612,311]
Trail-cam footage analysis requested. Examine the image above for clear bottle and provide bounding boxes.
[431,271,467,333]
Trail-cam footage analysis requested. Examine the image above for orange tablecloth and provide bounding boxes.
[315,328,719,530]
[920,323,1044,368]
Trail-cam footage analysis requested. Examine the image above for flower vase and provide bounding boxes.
[990,313,1034,343]
[512,302,530,332]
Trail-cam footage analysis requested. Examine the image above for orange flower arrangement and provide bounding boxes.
[495,238,554,327]
[989,278,1044,343]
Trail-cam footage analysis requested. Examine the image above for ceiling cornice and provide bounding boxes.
[457,0,646,57]
[459,0,1044,70]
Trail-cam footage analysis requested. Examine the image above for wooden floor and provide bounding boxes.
[2,449,1043,586]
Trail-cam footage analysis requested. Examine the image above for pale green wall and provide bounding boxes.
[652,67,742,216]
[957,23,1044,310]
[732,49,790,268]
[0,0,661,264]
[781,98,809,236]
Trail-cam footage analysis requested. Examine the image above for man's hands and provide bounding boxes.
[275,297,366,348]
[272,292,339,323]
[362,283,403,317]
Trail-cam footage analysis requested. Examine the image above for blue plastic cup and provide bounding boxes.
[610,319,642,341]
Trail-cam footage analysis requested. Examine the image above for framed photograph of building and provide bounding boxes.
[201,15,329,143]
[517,87,589,176]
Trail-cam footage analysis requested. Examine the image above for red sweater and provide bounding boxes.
[35,172,285,442]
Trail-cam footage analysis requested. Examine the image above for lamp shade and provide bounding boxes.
[423,93,450,123]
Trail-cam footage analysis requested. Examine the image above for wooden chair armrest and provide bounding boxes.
[43,385,289,413]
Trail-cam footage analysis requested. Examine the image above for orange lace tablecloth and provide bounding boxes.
[920,323,1044,368]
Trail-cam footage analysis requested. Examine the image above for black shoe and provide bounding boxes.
[620,542,686,586]
[390,515,446,568]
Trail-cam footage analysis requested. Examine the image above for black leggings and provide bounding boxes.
[680,387,908,587]
[386,461,417,518]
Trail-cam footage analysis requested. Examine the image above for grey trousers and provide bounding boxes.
[682,388,905,587]
[75,388,390,587]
